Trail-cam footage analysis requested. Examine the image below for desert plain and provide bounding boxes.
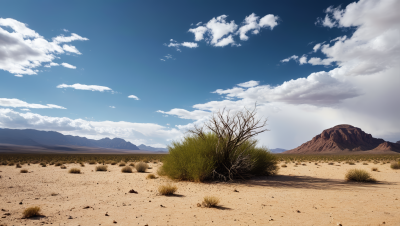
[1,161,399,226]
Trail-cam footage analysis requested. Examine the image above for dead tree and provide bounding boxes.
[188,105,269,181]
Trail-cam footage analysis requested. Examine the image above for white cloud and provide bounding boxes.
[0,98,66,109]
[281,55,299,63]
[44,62,60,68]
[299,55,308,65]
[57,83,112,92]
[181,42,198,48]
[165,54,173,59]
[313,43,322,52]
[160,59,165,61]
[188,13,279,47]
[196,22,202,26]
[0,108,182,147]
[62,44,81,54]
[15,74,23,77]
[128,95,139,100]
[61,63,76,69]
[63,29,69,32]
[237,80,259,88]
[109,106,115,109]
[21,108,30,111]
[0,18,88,76]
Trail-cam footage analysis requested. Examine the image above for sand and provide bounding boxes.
[1,162,399,226]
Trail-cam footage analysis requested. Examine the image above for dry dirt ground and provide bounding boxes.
[0,162,399,226]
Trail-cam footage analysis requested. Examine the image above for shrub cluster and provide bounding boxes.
[158,183,177,195]
[22,206,41,218]
[345,169,376,182]
[390,162,400,169]
[121,166,132,173]
[161,133,278,182]
[96,165,108,171]
[135,162,148,172]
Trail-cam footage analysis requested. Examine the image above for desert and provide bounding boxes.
[1,156,400,226]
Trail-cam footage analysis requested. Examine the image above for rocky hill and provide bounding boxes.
[285,125,400,154]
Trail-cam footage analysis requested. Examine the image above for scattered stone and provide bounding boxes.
[296,210,301,213]
[19,201,23,205]
[83,206,91,209]
[160,205,165,208]
[105,212,109,216]
[113,220,117,224]
[3,213,10,216]
[234,189,239,192]
[129,189,138,194]
[197,203,201,207]
[68,216,73,219]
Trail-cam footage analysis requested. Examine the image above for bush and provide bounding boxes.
[202,196,220,208]
[111,161,117,165]
[345,169,376,182]
[161,133,278,182]
[88,160,96,165]
[20,169,28,173]
[55,162,62,166]
[372,167,378,171]
[146,174,156,179]
[60,165,67,169]
[390,162,400,169]
[281,164,287,167]
[16,163,22,168]
[135,162,148,172]
[121,166,132,173]
[96,165,108,171]
[119,162,126,167]
[69,168,81,174]
[22,206,41,218]
[158,183,177,195]
[129,162,135,167]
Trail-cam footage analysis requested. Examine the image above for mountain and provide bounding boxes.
[270,148,286,153]
[397,141,400,144]
[138,144,168,153]
[285,124,400,154]
[0,128,139,150]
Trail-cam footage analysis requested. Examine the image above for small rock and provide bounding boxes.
[296,210,301,213]
[19,201,23,205]
[113,220,117,224]
[160,205,165,208]
[197,203,201,207]
[105,212,109,216]
[68,216,73,219]
[83,206,91,209]
[4,213,11,216]
[129,189,138,194]
[233,189,239,192]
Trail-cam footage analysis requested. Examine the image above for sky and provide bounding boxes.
[0,0,399,149]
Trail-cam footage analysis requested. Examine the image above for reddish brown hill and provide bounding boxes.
[285,124,400,154]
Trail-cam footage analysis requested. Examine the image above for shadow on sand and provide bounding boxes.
[240,175,395,190]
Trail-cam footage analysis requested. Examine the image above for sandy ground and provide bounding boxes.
[0,162,399,226]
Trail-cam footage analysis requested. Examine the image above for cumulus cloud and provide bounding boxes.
[237,80,259,88]
[128,95,139,100]
[281,55,299,63]
[0,18,88,76]
[61,63,76,69]
[57,84,112,92]
[0,108,182,147]
[299,55,308,65]
[109,106,115,109]
[0,98,65,109]
[188,13,279,47]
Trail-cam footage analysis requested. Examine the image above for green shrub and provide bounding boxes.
[135,162,148,172]
[68,168,81,174]
[161,133,277,182]
[22,206,41,218]
[121,166,132,173]
[345,169,376,182]
[96,165,108,171]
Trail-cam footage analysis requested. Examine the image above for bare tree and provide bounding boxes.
[188,105,269,181]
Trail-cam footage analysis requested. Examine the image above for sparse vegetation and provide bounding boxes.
[20,169,28,173]
[88,160,96,165]
[372,167,378,171]
[16,163,21,168]
[61,165,67,169]
[129,162,135,167]
[158,183,178,195]
[281,164,287,167]
[202,196,220,208]
[55,162,62,166]
[119,162,126,166]
[345,169,376,182]
[22,206,41,218]
[135,162,148,172]
[121,166,132,173]
[111,161,117,165]
[68,168,81,174]
[146,173,156,179]
[96,165,108,171]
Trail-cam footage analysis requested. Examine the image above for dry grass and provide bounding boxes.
[22,206,41,218]
[111,161,117,165]
[119,162,126,167]
[88,160,97,165]
[55,162,62,166]
[68,168,81,174]
[129,162,135,167]
[121,166,132,173]
[16,163,22,168]
[372,167,378,171]
[146,174,156,179]
[281,164,287,167]
[158,183,178,195]
[390,162,400,169]
[20,169,28,173]
[60,165,67,169]
[202,196,220,208]
[345,169,376,182]
[95,165,108,171]
[135,162,148,173]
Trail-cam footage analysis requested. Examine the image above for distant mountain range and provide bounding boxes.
[0,128,164,152]
[270,148,286,153]
[285,124,400,154]
[138,144,168,153]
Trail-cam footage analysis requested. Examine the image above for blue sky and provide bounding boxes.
[0,0,399,149]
